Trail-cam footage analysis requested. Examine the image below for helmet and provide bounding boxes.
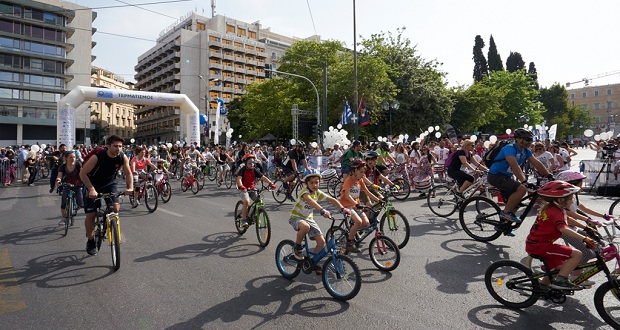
[157,158,165,163]
[151,151,158,156]
[255,144,260,148]
[302,168,321,182]
[352,140,361,148]
[380,141,389,151]
[514,128,534,140]
[349,159,366,169]
[242,153,256,161]
[555,170,586,183]
[296,141,306,148]
[537,180,580,198]
[365,150,379,160]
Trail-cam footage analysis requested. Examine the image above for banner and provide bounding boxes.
[358,96,370,127]
[582,160,619,187]
[548,124,557,141]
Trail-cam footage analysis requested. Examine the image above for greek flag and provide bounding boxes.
[340,101,352,126]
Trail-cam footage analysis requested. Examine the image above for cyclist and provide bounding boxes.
[289,168,352,265]
[340,159,382,252]
[55,152,84,225]
[214,145,233,184]
[487,128,553,225]
[341,140,363,180]
[80,135,133,256]
[525,180,597,290]
[185,144,204,162]
[169,144,182,172]
[364,151,398,190]
[235,154,276,228]
[447,139,488,199]
[131,146,157,204]
[282,141,309,202]
[374,142,395,175]
[48,144,67,193]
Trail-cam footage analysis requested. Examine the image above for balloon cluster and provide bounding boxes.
[582,128,617,142]
[414,125,441,143]
[322,124,351,149]
[225,127,234,139]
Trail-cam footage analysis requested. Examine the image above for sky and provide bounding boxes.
[75,0,620,89]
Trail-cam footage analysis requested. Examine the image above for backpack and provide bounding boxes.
[339,149,353,166]
[83,146,106,164]
[444,151,457,168]
[483,140,511,167]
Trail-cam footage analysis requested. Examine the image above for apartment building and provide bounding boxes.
[90,66,135,143]
[134,13,309,145]
[0,0,94,146]
[567,83,620,133]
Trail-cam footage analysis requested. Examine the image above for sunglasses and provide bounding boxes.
[522,138,533,143]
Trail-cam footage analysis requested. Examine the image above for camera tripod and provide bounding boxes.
[589,157,615,194]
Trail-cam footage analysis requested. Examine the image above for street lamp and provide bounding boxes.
[382,100,399,137]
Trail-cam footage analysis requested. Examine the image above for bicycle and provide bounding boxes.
[233,186,272,247]
[272,172,304,204]
[180,171,200,194]
[93,191,124,271]
[457,180,542,242]
[129,171,158,212]
[275,215,362,301]
[485,230,620,328]
[154,170,172,203]
[206,159,218,181]
[427,171,499,217]
[60,182,80,237]
[195,164,206,190]
[216,162,234,189]
[327,208,400,272]
[169,159,182,180]
[363,186,411,249]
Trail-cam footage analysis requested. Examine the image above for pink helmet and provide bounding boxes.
[538,180,580,198]
[555,171,586,183]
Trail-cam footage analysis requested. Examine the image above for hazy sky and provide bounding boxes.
[77,0,620,89]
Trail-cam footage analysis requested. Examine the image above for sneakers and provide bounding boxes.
[49,187,54,193]
[58,218,66,226]
[240,218,249,228]
[550,278,583,290]
[86,239,97,256]
[293,247,304,260]
[28,183,34,186]
[346,242,361,253]
[569,275,595,287]
[500,211,522,223]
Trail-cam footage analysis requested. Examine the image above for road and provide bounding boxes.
[0,158,616,329]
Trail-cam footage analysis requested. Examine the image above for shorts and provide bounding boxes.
[487,173,521,200]
[289,217,323,239]
[447,169,474,188]
[217,163,229,172]
[525,242,573,271]
[239,190,258,201]
[341,166,350,175]
[84,182,119,214]
[282,167,295,177]
[133,172,148,187]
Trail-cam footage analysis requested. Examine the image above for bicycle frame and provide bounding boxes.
[302,217,346,267]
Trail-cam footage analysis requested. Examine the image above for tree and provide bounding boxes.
[527,62,539,90]
[450,82,504,134]
[487,35,504,72]
[472,35,488,82]
[506,51,525,73]
[538,83,591,140]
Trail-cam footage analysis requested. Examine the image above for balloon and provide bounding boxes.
[226,132,232,138]
[329,126,334,131]
[40,144,46,149]
[489,135,498,143]
[290,139,296,145]
[336,124,342,129]
[31,145,40,152]
[524,124,529,129]
[399,134,404,140]
[435,125,440,131]
[311,142,318,148]
[377,136,383,142]
[428,126,434,132]
[415,138,421,143]
[594,134,601,141]
[175,141,180,145]
[484,141,491,148]
[506,129,512,134]
[131,138,136,143]
[600,132,609,141]
[199,114,207,125]
[435,132,441,138]
[404,134,409,139]
[166,143,172,148]
[470,135,477,142]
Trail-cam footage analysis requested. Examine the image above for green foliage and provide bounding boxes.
[527,62,539,90]
[487,35,504,72]
[506,51,525,73]
[472,35,488,82]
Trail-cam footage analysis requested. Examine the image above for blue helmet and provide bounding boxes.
[365,150,379,160]
[302,168,321,182]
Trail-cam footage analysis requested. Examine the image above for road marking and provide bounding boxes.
[157,208,184,217]
[0,248,26,315]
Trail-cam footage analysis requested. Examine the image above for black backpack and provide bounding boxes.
[484,140,511,167]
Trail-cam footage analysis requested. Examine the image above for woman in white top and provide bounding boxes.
[533,142,555,176]
[550,144,565,172]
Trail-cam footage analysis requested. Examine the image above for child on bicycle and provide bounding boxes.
[340,159,383,252]
[525,180,598,290]
[235,154,276,228]
[182,155,198,179]
[289,168,353,264]
[155,159,171,181]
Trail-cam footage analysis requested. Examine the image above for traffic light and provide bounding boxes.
[265,63,272,78]
[312,124,321,136]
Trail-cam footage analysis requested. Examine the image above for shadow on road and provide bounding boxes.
[0,224,65,246]
[408,213,460,238]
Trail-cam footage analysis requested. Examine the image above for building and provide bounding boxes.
[134,12,311,145]
[0,0,95,146]
[567,83,620,133]
[90,66,136,143]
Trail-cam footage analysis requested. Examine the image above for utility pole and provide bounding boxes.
[353,0,358,141]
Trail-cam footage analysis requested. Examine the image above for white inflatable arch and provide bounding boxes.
[57,86,200,147]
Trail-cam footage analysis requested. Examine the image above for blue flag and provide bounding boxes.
[340,101,352,126]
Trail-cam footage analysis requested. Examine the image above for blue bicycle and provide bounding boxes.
[61,182,80,237]
[275,216,362,301]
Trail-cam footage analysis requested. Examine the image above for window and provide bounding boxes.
[594,103,600,110]
[237,28,246,36]
[570,93,574,99]
[196,23,205,31]
[608,89,613,95]
[608,102,614,109]
[595,90,600,96]
[226,24,235,33]
[582,92,587,98]
[248,31,256,39]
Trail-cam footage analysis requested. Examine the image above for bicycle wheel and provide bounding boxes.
[191,179,199,194]
[594,281,620,328]
[459,196,503,242]
[330,179,343,199]
[207,165,217,181]
[609,199,620,217]
[379,209,410,249]
[322,254,362,301]
[181,178,188,192]
[271,180,287,204]
[144,184,158,212]
[325,226,348,251]
[255,208,271,247]
[225,171,234,189]
[485,259,540,308]
[391,177,411,201]
[275,239,301,279]
[234,200,248,235]
[174,166,181,180]
[64,198,71,237]
[196,171,205,190]
[108,217,121,271]
[160,182,172,203]
[369,235,400,272]
[427,184,458,217]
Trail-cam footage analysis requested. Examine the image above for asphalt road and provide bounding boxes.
[0,156,617,330]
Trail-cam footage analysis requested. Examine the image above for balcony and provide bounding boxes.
[223,75,235,82]
[235,78,246,84]
[234,67,246,74]
[246,59,256,66]
[210,63,223,70]
[223,54,234,61]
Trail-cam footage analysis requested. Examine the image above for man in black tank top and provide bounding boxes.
[80,135,133,256]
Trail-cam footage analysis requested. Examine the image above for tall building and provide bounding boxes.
[0,0,95,146]
[134,13,312,145]
[90,66,136,143]
[567,83,620,133]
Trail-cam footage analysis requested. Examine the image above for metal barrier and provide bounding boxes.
[0,159,16,186]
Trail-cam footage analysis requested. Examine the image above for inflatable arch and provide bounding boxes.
[57,86,200,147]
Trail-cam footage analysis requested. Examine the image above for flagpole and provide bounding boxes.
[353,0,359,141]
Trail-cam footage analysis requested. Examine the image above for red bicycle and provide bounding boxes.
[154,170,172,203]
[129,171,158,212]
[181,171,199,194]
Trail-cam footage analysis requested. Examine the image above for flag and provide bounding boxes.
[358,96,370,127]
[548,124,557,140]
[340,101,352,126]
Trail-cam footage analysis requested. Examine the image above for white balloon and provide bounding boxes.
[425,130,429,135]
[594,134,601,141]
[40,144,46,149]
[415,138,421,143]
[226,132,232,138]
[336,124,342,129]
[600,132,609,141]
[399,134,404,140]
[489,135,498,143]
[484,141,491,148]
[434,126,440,131]
[470,135,477,142]
[383,137,388,142]
[404,134,409,139]
[428,126,434,132]
[341,130,347,136]
[435,132,441,138]
[377,136,383,142]
[311,142,318,148]
[31,145,40,152]
[506,129,512,134]
[175,141,180,145]
[131,138,136,143]
[166,143,172,148]
[329,126,334,131]
[290,139,296,145]
[524,124,529,129]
